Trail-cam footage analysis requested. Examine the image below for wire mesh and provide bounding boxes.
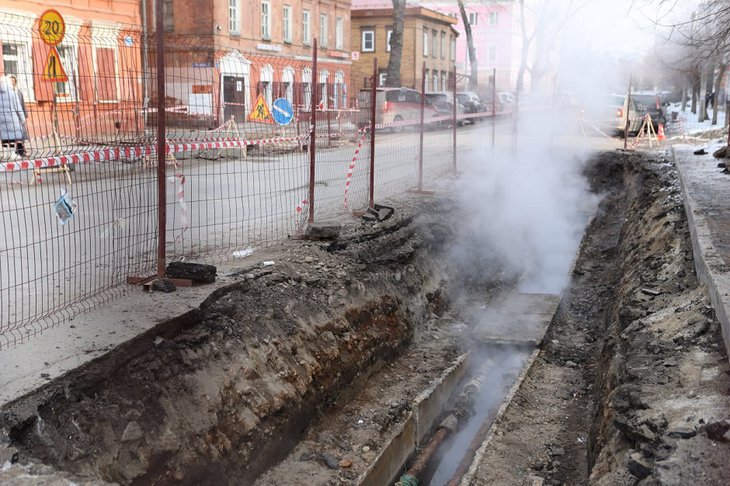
[0,12,498,349]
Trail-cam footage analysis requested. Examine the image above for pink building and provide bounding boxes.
[351,0,526,95]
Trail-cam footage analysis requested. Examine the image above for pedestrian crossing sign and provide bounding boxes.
[42,47,68,82]
[248,94,273,123]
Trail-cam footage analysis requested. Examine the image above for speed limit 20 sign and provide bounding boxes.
[39,9,66,46]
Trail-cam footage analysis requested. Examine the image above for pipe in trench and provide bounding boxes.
[394,359,494,486]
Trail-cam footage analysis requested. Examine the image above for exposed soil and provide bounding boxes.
[2,149,730,486]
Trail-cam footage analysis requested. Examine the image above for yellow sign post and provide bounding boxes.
[42,47,68,82]
[38,9,66,46]
[248,94,274,123]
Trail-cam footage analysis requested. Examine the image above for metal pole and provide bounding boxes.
[624,74,632,150]
[155,0,167,279]
[418,62,425,192]
[309,38,318,224]
[452,68,457,174]
[369,57,377,209]
[492,67,496,147]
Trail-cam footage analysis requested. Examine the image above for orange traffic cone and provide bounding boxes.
[657,123,666,141]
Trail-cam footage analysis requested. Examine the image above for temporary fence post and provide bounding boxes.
[309,39,318,224]
[327,108,332,147]
[418,62,425,192]
[452,68,457,175]
[492,67,496,147]
[155,0,167,279]
[624,74,632,150]
[369,57,377,210]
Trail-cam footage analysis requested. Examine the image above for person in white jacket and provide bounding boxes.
[0,75,26,159]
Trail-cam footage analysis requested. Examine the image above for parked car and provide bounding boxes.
[357,87,440,132]
[425,92,467,126]
[584,94,641,136]
[631,92,667,131]
[456,91,489,122]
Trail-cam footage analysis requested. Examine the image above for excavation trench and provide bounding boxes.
[4,149,726,486]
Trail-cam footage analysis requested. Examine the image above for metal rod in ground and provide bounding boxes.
[369,57,377,209]
[309,38,318,224]
[452,68,457,174]
[418,62,425,191]
[155,0,167,279]
[492,67,496,147]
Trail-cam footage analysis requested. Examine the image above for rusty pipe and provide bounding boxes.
[396,415,458,486]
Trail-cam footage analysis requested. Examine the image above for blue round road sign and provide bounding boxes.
[272,98,294,126]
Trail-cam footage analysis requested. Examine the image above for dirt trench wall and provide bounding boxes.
[588,154,730,484]
[1,211,455,485]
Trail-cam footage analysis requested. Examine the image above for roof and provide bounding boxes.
[351,6,459,26]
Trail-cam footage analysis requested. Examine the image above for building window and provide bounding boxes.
[424,69,429,89]
[336,17,344,49]
[432,30,437,58]
[423,28,429,56]
[469,12,478,25]
[361,30,374,52]
[433,72,438,92]
[228,0,239,33]
[303,10,311,45]
[95,46,118,102]
[164,0,174,32]
[489,46,497,62]
[441,71,447,92]
[261,1,271,40]
[489,11,498,25]
[386,29,392,52]
[320,14,328,47]
[440,32,445,59]
[283,6,292,43]
[2,42,33,101]
[379,72,387,87]
[450,37,456,60]
[55,44,78,101]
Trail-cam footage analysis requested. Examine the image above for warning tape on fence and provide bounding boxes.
[344,127,369,210]
[294,199,309,235]
[168,172,189,240]
[0,135,318,173]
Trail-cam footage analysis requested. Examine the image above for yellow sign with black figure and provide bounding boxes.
[39,10,66,46]
[43,47,68,82]
[248,94,274,123]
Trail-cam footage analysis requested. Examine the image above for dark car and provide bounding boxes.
[456,92,488,121]
[631,93,667,130]
[425,92,466,126]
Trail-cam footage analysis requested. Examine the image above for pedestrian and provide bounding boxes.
[8,74,27,155]
[0,75,26,159]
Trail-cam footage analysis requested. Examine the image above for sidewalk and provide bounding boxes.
[673,142,730,359]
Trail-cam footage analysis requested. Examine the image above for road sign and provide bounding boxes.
[42,47,68,82]
[272,98,294,126]
[248,94,273,123]
[39,10,66,46]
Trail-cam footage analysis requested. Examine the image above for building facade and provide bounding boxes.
[153,0,353,126]
[0,2,144,143]
[350,6,458,95]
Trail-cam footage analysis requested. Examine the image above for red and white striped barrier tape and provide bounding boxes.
[295,199,309,235]
[168,172,189,240]
[344,127,369,210]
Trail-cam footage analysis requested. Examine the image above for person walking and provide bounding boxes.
[0,75,26,159]
[8,74,27,155]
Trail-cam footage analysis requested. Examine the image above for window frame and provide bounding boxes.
[432,30,437,58]
[386,29,393,52]
[302,10,311,45]
[228,0,240,34]
[469,12,478,25]
[335,16,344,50]
[423,28,429,56]
[440,32,445,59]
[283,5,292,43]
[361,29,375,52]
[261,1,271,40]
[489,11,498,25]
[319,13,329,47]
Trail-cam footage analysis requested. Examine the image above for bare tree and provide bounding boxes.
[385,0,406,87]
[457,0,478,90]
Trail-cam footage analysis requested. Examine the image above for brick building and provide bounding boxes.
[152,0,353,126]
[350,6,458,95]
[0,3,144,143]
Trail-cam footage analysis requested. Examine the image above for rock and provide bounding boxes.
[626,450,652,479]
[0,444,18,464]
[121,421,143,442]
[362,446,370,453]
[666,427,696,439]
[299,451,314,461]
[152,278,177,293]
[321,452,339,469]
[339,458,353,468]
[167,261,217,283]
[306,223,342,241]
[713,146,730,158]
[565,360,577,368]
[549,446,565,456]
[704,420,730,442]
[304,256,315,263]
